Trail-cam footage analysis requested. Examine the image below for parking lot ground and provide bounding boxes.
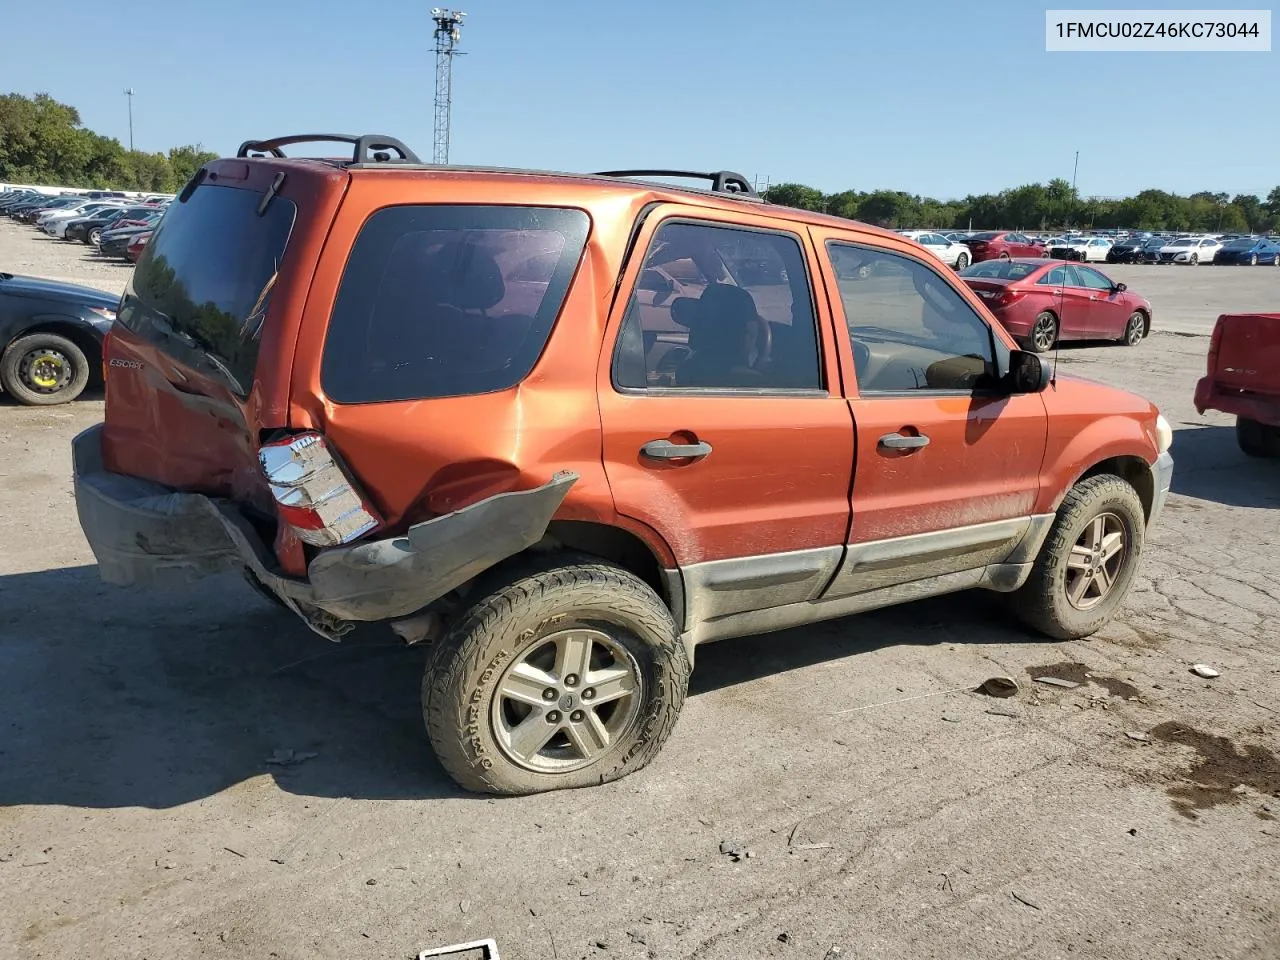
[2,221,1278,960]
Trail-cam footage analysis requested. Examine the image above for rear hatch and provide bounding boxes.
[1211,313,1280,396]
[102,158,346,517]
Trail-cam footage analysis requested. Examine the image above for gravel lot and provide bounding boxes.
[2,220,1278,960]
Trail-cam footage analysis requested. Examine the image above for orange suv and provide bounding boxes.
[73,134,1175,795]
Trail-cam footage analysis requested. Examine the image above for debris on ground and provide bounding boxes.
[985,706,1020,718]
[777,931,791,944]
[941,712,962,723]
[823,947,844,960]
[718,840,748,861]
[1034,676,1080,689]
[628,931,648,945]
[1126,731,1152,742]
[594,938,610,950]
[264,749,319,766]
[1011,891,1042,910]
[977,676,1019,698]
[417,938,502,959]
[1190,664,1221,679]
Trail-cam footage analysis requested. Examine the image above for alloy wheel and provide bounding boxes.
[1125,314,1144,345]
[490,627,643,774]
[1065,513,1127,610]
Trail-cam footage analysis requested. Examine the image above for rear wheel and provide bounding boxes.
[86,227,102,245]
[0,332,91,406]
[1250,253,1258,266]
[1122,312,1145,346]
[999,252,1011,261]
[1010,475,1145,640]
[1236,417,1280,458]
[422,556,690,795]
[1027,311,1058,353]
[955,252,969,270]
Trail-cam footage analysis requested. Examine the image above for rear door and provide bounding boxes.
[811,230,1048,596]
[1050,264,1096,339]
[597,206,854,626]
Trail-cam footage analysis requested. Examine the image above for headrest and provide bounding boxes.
[670,283,760,330]
[420,242,506,311]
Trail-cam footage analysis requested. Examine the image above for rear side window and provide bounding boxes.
[321,205,590,404]
[120,183,297,397]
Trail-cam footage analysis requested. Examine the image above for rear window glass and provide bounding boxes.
[321,205,590,404]
[969,231,999,241]
[119,183,296,397]
[960,260,1038,280]
[1223,238,1255,249]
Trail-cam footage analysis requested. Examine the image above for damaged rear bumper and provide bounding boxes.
[72,425,577,637]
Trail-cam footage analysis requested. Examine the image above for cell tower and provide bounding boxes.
[431,8,466,165]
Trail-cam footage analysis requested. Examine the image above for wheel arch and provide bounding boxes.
[4,317,105,385]
[1071,455,1156,521]
[541,519,682,624]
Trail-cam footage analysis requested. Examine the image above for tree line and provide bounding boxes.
[0,92,217,193]
[764,178,1280,234]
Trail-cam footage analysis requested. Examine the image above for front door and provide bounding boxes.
[598,209,855,627]
[810,231,1049,596]
[1074,264,1130,338]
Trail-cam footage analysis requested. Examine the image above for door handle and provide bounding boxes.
[641,439,713,461]
[878,432,929,450]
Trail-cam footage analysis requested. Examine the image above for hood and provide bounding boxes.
[0,272,120,310]
[1047,369,1159,418]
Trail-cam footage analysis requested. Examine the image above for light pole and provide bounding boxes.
[123,88,135,151]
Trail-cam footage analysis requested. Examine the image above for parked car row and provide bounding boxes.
[1,189,169,264]
[913,226,1280,267]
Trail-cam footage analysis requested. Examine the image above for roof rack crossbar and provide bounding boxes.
[235,133,421,165]
[593,169,757,197]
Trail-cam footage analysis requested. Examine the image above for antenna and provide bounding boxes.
[431,8,466,165]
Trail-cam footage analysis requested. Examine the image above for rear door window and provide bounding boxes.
[120,183,297,397]
[321,205,590,404]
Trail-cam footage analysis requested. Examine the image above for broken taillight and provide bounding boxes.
[258,432,381,548]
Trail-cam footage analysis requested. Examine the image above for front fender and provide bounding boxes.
[1038,415,1159,515]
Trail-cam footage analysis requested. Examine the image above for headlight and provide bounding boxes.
[87,306,117,324]
[1155,413,1173,455]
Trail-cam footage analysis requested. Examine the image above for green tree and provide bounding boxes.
[763,182,825,212]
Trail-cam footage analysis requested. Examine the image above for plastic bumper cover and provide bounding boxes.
[1147,451,1174,530]
[72,424,578,636]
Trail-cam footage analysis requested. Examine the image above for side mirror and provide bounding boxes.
[1113,281,1127,292]
[1008,349,1051,393]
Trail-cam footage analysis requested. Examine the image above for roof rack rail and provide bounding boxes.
[593,169,757,197]
[235,133,421,165]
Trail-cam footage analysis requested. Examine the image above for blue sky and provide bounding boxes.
[3,1,1275,199]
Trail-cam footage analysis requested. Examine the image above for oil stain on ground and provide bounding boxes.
[1149,721,1280,819]
[1026,662,1142,700]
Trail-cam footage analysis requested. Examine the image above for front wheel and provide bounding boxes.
[1236,417,1280,458]
[0,332,91,405]
[1249,254,1258,266]
[999,252,1011,261]
[86,227,102,245]
[1189,253,1199,265]
[1010,475,1146,640]
[1122,312,1145,346]
[422,556,690,795]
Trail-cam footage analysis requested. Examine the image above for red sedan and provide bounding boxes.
[960,258,1152,352]
[125,231,152,264]
[964,231,1043,262]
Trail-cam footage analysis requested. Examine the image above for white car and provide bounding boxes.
[1156,236,1222,265]
[1047,236,1113,262]
[897,230,973,269]
[41,203,127,238]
